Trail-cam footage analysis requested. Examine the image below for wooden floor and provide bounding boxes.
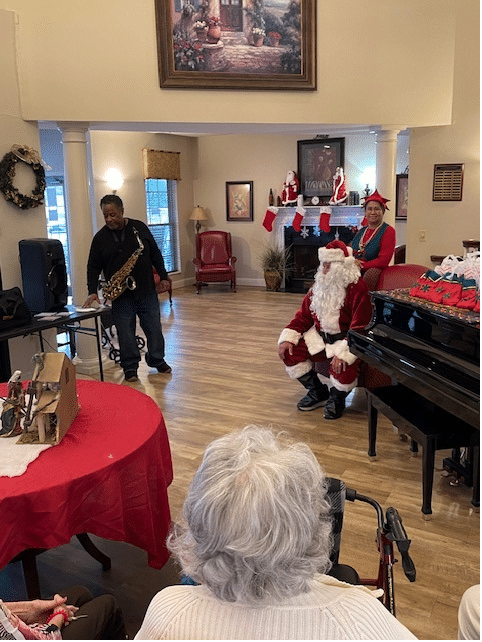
[2,286,479,639]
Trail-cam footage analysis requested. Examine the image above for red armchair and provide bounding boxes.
[193,231,237,294]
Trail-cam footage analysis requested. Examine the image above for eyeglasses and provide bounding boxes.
[366,206,383,212]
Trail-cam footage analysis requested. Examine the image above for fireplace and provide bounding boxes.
[284,226,356,293]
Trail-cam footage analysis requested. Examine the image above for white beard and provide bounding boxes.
[310,260,360,334]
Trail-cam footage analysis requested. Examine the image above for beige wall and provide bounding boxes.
[88,131,198,286]
[0,10,52,374]
[406,1,480,266]
[2,0,456,129]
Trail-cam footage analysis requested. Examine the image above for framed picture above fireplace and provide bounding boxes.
[297,138,345,206]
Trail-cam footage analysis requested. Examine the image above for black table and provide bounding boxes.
[0,305,106,382]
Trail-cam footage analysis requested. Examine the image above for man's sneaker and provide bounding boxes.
[125,371,138,382]
[157,361,172,374]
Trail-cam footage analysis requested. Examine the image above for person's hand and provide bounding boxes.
[331,355,347,375]
[159,280,171,291]
[83,293,100,308]
[46,603,78,629]
[17,595,68,624]
[354,259,364,269]
[278,341,294,360]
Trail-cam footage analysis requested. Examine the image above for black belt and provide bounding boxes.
[320,331,347,344]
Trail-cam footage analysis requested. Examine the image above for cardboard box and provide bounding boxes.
[16,352,78,445]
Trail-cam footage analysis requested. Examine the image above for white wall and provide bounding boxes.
[2,0,456,129]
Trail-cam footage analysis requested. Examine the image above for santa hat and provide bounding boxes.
[362,189,390,210]
[318,240,354,263]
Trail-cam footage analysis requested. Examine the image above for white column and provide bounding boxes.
[58,122,100,377]
[375,128,400,229]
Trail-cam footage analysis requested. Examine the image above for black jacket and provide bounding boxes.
[87,218,168,297]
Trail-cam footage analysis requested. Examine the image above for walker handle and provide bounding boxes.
[386,507,416,582]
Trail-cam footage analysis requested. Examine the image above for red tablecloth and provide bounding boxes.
[0,380,173,570]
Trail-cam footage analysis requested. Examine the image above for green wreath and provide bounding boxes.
[0,149,46,210]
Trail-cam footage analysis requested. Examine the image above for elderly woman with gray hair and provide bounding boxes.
[135,426,416,640]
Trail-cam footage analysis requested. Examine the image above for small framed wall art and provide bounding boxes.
[297,138,345,205]
[396,173,409,219]
[226,181,254,222]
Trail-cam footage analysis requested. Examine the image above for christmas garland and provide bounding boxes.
[0,146,46,210]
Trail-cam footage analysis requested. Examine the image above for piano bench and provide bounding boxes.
[366,385,479,520]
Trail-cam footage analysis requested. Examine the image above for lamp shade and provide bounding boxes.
[190,206,208,221]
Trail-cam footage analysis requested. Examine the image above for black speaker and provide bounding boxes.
[19,238,68,314]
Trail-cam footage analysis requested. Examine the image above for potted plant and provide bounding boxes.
[267,31,281,46]
[252,27,265,47]
[206,16,221,43]
[258,242,293,291]
[193,20,208,42]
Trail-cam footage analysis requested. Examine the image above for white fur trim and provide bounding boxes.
[286,361,312,379]
[303,326,326,355]
[329,339,357,365]
[319,206,332,214]
[267,206,278,215]
[330,375,358,392]
[278,328,301,346]
[318,247,346,263]
[295,206,306,216]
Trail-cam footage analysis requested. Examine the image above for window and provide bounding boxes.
[145,179,180,272]
[44,176,71,288]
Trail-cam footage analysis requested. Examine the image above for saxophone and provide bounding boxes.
[102,227,144,301]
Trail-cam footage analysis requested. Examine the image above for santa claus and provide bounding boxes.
[278,240,372,419]
[281,170,299,206]
[329,166,348,205]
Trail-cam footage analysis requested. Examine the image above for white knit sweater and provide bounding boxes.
[135,574,417,640]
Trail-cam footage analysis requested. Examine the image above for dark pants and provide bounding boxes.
[60,585,126,640]
[111,289,166,374]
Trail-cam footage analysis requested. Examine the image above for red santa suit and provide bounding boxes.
[329,167,348,205]
[278,243,372,392]
[282,170,299,205]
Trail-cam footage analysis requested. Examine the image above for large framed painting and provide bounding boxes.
[297,138,345,205]
[226,181,253,221]
[154,0,316,90]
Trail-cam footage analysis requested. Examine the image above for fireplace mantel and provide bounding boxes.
[272,205,364,248]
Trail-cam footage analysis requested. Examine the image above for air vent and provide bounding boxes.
[433,164,464,201]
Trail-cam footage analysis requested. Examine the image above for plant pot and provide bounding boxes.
[253,35,264,47]
[196,28,208,43]
[268,36,280,47]
[206,25,221,43]
[264,270,282,291]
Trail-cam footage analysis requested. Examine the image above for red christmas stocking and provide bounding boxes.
[292,207,305,232]
[262,206,278,232]
[319,208,331,233]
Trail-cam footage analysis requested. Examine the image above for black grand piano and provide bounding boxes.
[348,288,479,517]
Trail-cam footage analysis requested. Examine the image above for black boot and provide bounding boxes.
[296,371,330,411]
[323,387,348,420]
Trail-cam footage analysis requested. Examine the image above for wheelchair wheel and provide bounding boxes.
[136,336,145,349]
[109,348,121,363]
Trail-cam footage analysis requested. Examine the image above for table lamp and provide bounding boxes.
[190,206,208,234]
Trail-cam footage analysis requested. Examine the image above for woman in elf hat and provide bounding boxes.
[350,189,396,273]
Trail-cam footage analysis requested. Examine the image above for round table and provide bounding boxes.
[0,380,173,578]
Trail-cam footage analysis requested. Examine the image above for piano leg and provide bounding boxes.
[421,437,436,520]
[471,445,479,511]
[367,395,377,461]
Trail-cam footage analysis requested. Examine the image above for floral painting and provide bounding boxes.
[155,0,316,90]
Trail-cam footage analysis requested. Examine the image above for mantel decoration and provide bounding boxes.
[0,145,47,210]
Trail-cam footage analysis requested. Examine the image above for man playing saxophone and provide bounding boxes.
[84,194,171,382]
